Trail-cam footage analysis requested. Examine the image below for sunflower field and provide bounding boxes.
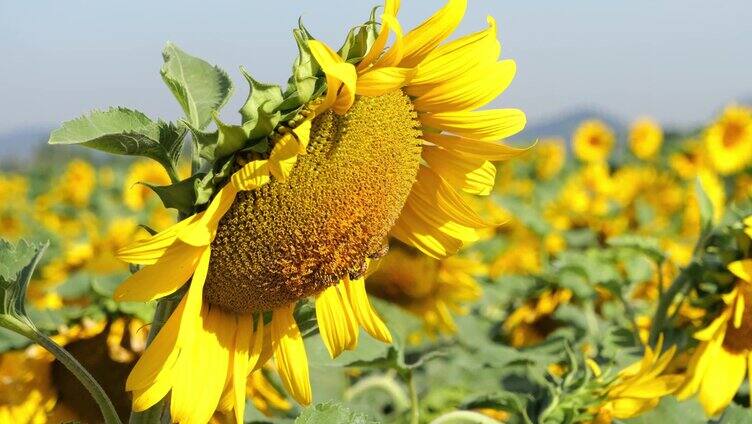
[2,1,752,423]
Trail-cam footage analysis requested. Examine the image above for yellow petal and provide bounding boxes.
[179,184,238,247]
[269,134,301,180]
[420,109,526,142]
[233,314,254,424]
[609,398,659,420]
[344,276,392,343]
[315,281,359,358]
[271,304,312,405]
[126,297,186,392]
[729,259,752,283]
[698,347,747,416]
[176,247,212,346]
[374,15,405,68]
[422,132,527,161]
[412,60,515,113]
[116,214,201,265]
[114,242,204,302]
[400,0,467,68]
[422,146,496,195]
[410,166,489,228]
[676,340,717,400]
[408,16,499,93]
[231,159,270,191]
[391,206,463,259]
[358,14,400,71]
[171,305,234,424]
[308,40,357,115]
[356,66,416,96]
[294,120,312,154]
[248,318,265,372]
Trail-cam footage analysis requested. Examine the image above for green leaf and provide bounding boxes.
[295,400,376,424]
[161,42,233,129]
[48,108,184,175]
[718,403,752,423]
[623,397,705,424]
[0,239,47,320]
[0,239,37,285]
[607,234,666,263]
[140,175,200,215]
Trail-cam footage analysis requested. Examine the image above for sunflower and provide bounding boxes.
[59,159,96,207]
[534,138,566,180]
[503,288,572,347]
[366,242,484,338]
[0,348,56,423]
[675,257,752,416]
[589,338,682,423]
[573,120,615,163]
[705,105,752,175]
[628,118,663,160]
[113,0,525,422]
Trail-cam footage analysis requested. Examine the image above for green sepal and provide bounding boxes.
[138,174,201,216]
[239,68,283,138]
[286,21,320,105]
[161,42,233,130]
[338,7,379,64]
[194,158,235,206]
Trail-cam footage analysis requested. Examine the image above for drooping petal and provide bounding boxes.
[171,305,234,424]
[116,214,201,265]
[293,119,312,153]
[698,347,747,416]
[308,40,357,115]
[422,146,496,195]
[420,109,526,142]
[344,276,392,343]
[421,132,527,161]
[315,282,359,358]
[232,314,254,424]
[271,304,312,405]
[391,205,463,259]
[399,0,467,68]
[179,185,239,247]
[269,134,301,180]
[729,259,752,283]
[358,14,400,71]
[231,159,270,191]
[114,242,204,302]
[127,297,186,393]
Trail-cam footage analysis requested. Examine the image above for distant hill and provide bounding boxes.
[510,107,627,144]
[0,125,51,165]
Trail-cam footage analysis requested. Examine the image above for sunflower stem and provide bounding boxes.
[407,370,419,424]
[26,325,122,424]
[128,295,182,424]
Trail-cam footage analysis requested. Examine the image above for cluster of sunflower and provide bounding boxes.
[1,1,752,423]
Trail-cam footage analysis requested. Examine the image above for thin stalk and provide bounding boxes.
[27,325,122,424]
[407,370,419,424]
[648,269,691,346]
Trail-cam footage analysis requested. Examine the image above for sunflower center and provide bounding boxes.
[722,122,744,148]
[722,289,752,353]
[204,90,423,313]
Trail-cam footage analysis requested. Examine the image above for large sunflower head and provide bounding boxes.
[108,1,525,422]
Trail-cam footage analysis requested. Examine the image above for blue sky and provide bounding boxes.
[1,0,751,137]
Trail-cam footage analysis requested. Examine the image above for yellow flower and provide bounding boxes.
[535,138,566,179]
[503,289,571,347]
[246,370,292,416]
[573,120,615,163]
[676,259,752,416]
[123,160,173,210]
[592,339,682,422]
[59,159,96,207]
[112,1,525,422]
[0,349,56,424]
[669,139,706,180]
[705,105,752,175]
[366,243,484,337]
[628,118,663,160]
